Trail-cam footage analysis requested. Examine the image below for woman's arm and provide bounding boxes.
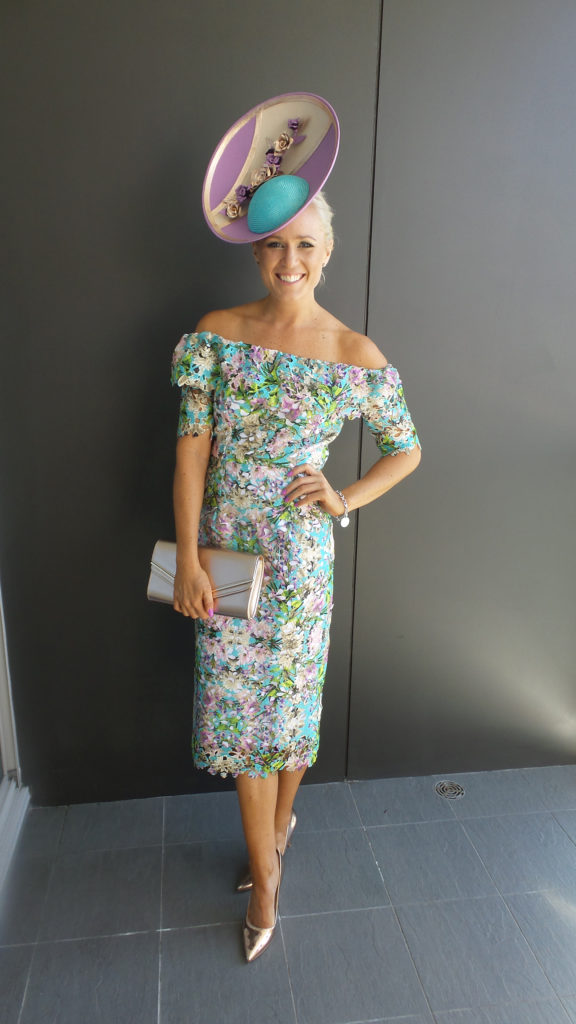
[284,446,421,517]
[172,432,214,619]
[338,446,421,513]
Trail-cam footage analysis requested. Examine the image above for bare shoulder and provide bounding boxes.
[339,330,388,370]
[194,309,236,338]
[195,303,258,340]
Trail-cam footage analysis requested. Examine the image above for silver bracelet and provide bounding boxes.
[333,489,350,528]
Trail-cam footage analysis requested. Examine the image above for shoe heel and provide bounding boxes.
[236,811,296,893]
[242,850,282,962]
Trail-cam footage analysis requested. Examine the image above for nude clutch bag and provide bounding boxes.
[147,540,265,619]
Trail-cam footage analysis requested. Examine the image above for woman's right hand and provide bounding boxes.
[173,563,214,620]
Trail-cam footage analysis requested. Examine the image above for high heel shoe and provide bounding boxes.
[242,849,282,962]
[236,812,296,893]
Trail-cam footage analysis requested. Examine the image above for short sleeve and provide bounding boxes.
[171,332,220,438]
[357,365,420,456]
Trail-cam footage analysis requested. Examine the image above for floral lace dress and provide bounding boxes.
[171,331,419,778]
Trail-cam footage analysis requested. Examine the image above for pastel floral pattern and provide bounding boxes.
[171,332,419,777]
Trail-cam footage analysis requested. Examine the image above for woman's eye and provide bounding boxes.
[266,241,283,248]
[299,241,313,248]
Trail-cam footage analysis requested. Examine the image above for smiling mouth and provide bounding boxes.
[277,274,304,283]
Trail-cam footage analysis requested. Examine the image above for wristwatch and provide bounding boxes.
[333,489,350,528]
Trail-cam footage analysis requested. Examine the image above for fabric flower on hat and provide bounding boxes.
[224,199,243,220]
[273,132,293,154]
[287,118,306,145]
[251,166,275,188]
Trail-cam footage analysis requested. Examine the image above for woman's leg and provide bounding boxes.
[275,766,306,850]
[235,773,280,928]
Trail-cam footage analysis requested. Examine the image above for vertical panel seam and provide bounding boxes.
[345,0,385,778]
[363,0,385,340]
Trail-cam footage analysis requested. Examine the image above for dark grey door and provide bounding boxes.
[348,0,576,778]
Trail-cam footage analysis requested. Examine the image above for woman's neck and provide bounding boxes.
[257,294,325,328]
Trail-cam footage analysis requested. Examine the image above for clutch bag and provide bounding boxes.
[147,540,264,619]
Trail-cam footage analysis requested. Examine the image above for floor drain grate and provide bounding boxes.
[435,780,465,800]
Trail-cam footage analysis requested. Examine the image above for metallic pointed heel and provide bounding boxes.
[236,870,255,894]
[242,850,282,962]
[236,813,296,893]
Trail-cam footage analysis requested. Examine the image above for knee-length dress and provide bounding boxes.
[171,331,419,778]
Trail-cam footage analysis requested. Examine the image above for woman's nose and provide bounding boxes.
[281,245,299,266]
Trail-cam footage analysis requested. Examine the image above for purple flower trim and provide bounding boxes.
[222,116,309,218]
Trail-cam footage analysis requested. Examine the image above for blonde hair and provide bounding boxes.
[308,191,334,248]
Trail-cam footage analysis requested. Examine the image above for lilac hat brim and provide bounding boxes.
[202,92,340,243]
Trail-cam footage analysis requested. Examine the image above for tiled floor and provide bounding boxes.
[2,767,576,1023]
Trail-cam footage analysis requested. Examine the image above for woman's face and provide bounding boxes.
[252,204,332,300]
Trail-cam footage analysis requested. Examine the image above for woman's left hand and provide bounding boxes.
[283,464,347,518]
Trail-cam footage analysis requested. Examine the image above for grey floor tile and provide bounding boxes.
[522,766,576,810]
[506,891,576,997]
[294,782,362,831]
[38,846,162,941]
[0,945,33,1024]
[162,839,247,928]
[281,828,389,916]
[350,776,454,826]
[463,814,576,895]
[434,1002,573,1023]
[563,998,576,1022]
[160,924,296,1024]
[554,810,576,844]
[330,1017,433,1024]
[397,896,554,1012]
[15,806,66,859]
[366,1018,433,1024]
[20,931,159,1024]
[59,797,163,852]
[0,856,54,946]
[368,820,496,905]
[282,907,429,1024]
[351,1018,432,1024]
[164,790,243,844]
[6,776,576,1024]
[444,769,548,819]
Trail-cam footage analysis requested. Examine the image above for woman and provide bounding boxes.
[171,191,421,961]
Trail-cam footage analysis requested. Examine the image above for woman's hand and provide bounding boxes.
[173,562,214,620]
[283,464,347,518]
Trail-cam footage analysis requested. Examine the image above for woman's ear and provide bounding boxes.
[322,246,333,268]
[252,243,260,264]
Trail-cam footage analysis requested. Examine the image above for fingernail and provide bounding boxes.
[208,608,214,617]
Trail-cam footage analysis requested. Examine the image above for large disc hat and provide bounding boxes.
[202,92,340,243]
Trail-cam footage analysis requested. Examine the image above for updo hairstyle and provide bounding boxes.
[308,191,334,249]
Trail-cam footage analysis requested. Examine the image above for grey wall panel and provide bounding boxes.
[0,0,381,802]
[349,0,576,777]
